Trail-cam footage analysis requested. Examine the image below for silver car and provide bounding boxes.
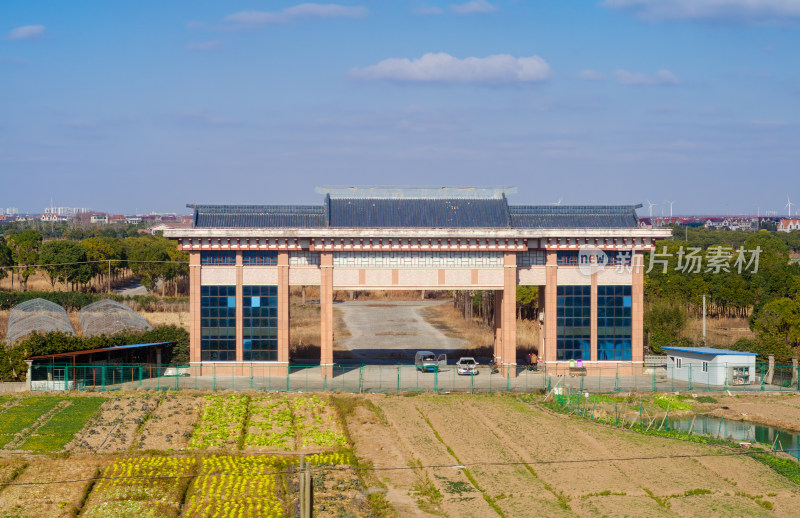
[456,357,479,375]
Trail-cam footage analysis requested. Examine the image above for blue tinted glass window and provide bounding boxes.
[242,251,278,265]
[201,251,236,265]
[556,285,590,361]
[242,285,278,361]
[200,285,236,361]
[597,285,632,361]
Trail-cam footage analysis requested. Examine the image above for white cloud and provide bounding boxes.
[615,69,679,85]
[414,6,445,15]
[351,52,551,84]
[7,25,45,41]
[601,0,800,23]
[186,40,221,51]
[224,4,367,25]
[579,69,607,80]
[450,0,497,14]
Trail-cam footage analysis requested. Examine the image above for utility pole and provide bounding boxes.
[299,454,313,518]
[108,259,112,294]
[702,294,707,345]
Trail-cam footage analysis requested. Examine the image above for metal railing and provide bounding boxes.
[26,361,800,394]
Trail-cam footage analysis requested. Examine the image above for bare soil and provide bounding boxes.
[347,394,800,517]
[0,455,103,518]
[136,394,201,450]
[68,394,159,452]
[705,393,800,433]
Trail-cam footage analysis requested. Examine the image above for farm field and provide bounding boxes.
[0,392,799,516]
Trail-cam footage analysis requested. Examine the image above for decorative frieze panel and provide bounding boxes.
[311,237,527,252]
[332,251,504,268]
[544,237,654,250]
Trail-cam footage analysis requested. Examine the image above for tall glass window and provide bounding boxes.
[556,285,591,360]
[242,251,278,265]
[597,286,632,361]
[243,286,278,361]
[200,285,236,361]
[201,251,236,265]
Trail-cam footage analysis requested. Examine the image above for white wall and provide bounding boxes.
[667,352,756,386]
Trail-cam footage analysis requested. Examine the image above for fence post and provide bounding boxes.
[286,365,291,392]
[359,364,364,394]
[434,365,439,394]
[100,364,106,392]
[614,364,620,392]
[138,365,142,388]
[212,364,216,391]
[397,364,401,393]
[688,363,692,391]
[761,363,765,391]
[652,367,656,393]
[506,368,510,393]
[250,364,254,390]
[470,371,474,394]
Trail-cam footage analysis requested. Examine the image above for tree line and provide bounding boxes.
[0,231,188,295]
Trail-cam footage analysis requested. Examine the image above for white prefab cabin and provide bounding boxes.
[662,347,757,386]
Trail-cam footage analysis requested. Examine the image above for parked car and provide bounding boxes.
[415,351,447,372]
[456,357,479,375]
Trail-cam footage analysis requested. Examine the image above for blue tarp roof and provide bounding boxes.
[661,346,757,356]
[28,342,174,360]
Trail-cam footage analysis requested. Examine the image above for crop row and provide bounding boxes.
[82,456,197,518]
[183,455,291,518]
[244,395,347,451]
[189,394,250,449]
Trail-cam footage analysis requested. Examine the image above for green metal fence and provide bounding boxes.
[26,360,800,394]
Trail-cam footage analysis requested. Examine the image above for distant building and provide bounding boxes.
[778,219,800,232]
[142,221,193,235]
[126,215,142,225]
[5,207,18,215]
[90,213,108,224]
[109,214,126,224]
[40,213,67,222]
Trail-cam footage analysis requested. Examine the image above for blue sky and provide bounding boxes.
[1,0,798,216]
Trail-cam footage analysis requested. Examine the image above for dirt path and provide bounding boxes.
[336,301,467,362]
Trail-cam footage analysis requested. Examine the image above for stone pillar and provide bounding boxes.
[792,357,798,388]
[544,250,558,363]
[538,287,545,358]
[494,290,502,364]
[25,360,33,391]
[235,251,244,365]
[501,252,517,377]
[189,251,202,364]
[277,252,291,366]
[631,252,644,363]
[590,272,598,362]
[320,252,334,377]
[766,354,775,385]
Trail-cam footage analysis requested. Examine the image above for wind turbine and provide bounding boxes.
[786,196,794,217]
[646,199,658,218]
[664,200,675,218]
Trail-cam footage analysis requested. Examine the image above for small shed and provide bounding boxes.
[661,347,757,386]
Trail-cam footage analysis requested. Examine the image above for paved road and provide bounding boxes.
[336,301,467,362]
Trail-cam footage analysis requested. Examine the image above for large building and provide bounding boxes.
[165,187,671,377]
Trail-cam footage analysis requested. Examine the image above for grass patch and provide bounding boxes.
[20,397,105,451]
[0,397,64,448]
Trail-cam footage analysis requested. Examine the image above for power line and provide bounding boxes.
[0,259,188,271]
[0,449,779,487]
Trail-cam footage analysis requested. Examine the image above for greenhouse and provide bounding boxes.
[78,299,153,337]
[6,298,76,344]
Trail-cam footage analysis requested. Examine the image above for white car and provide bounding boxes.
[456,357,479,375]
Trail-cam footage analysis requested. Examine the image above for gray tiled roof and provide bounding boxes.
[328,198,510,228]
[189,201,640,229]
[509,205,640,229]
[192,205,327,228]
